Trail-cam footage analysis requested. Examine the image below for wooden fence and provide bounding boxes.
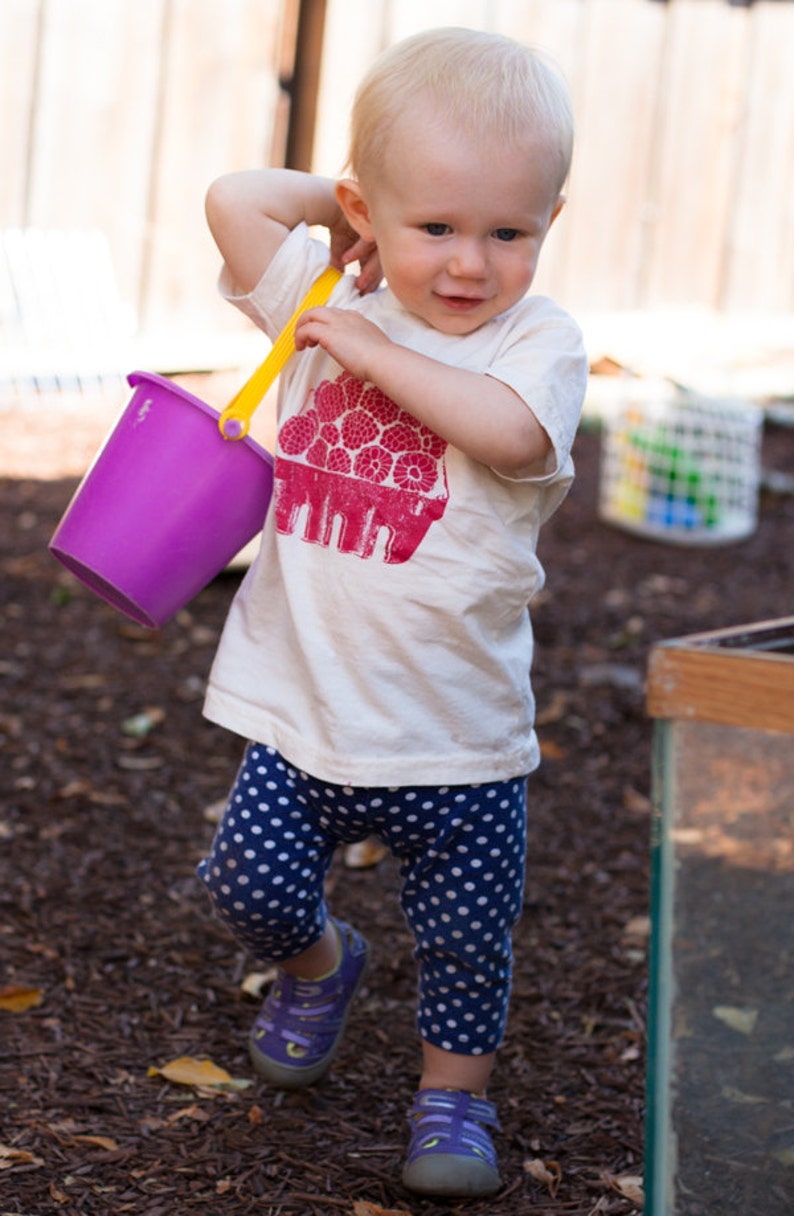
[315,0,794,318]
[1,0,289,362]
[2,0,793,372]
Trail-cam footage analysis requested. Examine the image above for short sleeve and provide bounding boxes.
[487,304,588,513]
[217,223,336,342]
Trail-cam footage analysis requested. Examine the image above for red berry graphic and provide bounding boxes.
[341,409,379,450]
[315,379,347,422]
[274,370,450,560]
[353,445,392,483]
[418,426,447,459]
[393,451,437,493]
[339,371,365,409]
[382,421,422,454]
[280,412,318,455]
[327,447,352,474]
[306,438,328,467]
[320,422,341,445]
[360,384,400,426]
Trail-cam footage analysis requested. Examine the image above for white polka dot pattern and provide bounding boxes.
[197,744,527,1054]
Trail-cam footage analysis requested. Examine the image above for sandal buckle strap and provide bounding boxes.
[402,1087,502,1197]
[405,1088,501,1165]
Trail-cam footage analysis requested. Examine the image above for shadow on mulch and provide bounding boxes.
[1,423,792,1214]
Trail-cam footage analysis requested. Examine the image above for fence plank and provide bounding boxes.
[552,0,667,311]
[386,0,494,41]
[0,1,40,225]
[2,0,792,374]
[141,0,284,340]
[492,0,585,303]
[312,0,387,179]
[22,0,166,317]
[722,0,794,313]
[641,0,750,309]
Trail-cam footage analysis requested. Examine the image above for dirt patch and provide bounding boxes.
[1,410,792,1215]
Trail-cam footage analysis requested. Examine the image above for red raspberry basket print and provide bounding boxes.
[274,372,449,563]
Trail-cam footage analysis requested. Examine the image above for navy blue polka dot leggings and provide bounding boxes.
[198,744,528,1055]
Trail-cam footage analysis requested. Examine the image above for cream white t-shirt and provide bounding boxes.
[203,224,587,787]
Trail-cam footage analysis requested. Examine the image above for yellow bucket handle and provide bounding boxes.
[218,264,342,440]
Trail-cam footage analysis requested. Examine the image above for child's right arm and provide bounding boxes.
[205,169,379,295]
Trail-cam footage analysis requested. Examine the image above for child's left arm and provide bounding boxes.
[294,306,550,475]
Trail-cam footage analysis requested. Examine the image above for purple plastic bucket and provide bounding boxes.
[49,371,273,628]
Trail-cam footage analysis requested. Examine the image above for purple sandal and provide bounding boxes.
[402,1087,502,1197]
[249,919,370,1088]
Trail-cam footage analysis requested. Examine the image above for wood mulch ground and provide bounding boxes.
[1,389,792,1215]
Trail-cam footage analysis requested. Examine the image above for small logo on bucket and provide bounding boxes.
[134,397,153,426]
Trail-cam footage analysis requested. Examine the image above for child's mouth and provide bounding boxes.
[439,294,484,312]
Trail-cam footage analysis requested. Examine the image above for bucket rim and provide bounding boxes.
[126,369,273,464]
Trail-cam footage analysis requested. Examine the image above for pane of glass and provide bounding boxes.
[649,719,794,1215]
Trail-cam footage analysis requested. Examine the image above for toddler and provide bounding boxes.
[198,26,587,1198]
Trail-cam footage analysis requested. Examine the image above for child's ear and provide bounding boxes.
[336,178,375,241]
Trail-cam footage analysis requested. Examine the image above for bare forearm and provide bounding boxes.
[369,342,550,473]
[205,169,339,294]
[295,306,551,471]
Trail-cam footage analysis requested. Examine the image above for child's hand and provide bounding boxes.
[343,239,382,296]
[328,216,381,295]
[294,306,391,380]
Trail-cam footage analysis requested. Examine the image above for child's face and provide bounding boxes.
[345,110,564,336]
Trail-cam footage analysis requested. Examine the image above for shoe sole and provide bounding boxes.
[402,1151,501,1197]
[248,945,370,1089]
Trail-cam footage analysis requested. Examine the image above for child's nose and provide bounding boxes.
[449,238,487,277]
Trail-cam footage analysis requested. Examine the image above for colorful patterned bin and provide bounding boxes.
[599,383,762,545]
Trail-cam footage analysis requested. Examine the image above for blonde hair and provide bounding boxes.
[347,27,574,192]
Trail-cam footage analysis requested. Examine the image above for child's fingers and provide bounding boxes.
[355,248,383,295]
[293,313,317,351]
[343,243,381,295]
[341,236,374,266]
[329,232,363,270]
[294,306,332,350]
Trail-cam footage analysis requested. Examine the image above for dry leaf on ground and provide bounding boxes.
[603,1171,645,1205]
[524,1157,563,1197]
[352,1201,415,1216]
[148,1056,252,1092]
[121,706,166,738]
[713,1005,759,1036]
[344,838,389,869]
[0,1143,44,1170]
[240,968,277,998]
[0,985,43,1013]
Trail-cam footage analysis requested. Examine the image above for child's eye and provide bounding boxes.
[423,223,450,236]
[493,228,520,242]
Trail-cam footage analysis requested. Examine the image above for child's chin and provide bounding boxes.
[433,311,490,336]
